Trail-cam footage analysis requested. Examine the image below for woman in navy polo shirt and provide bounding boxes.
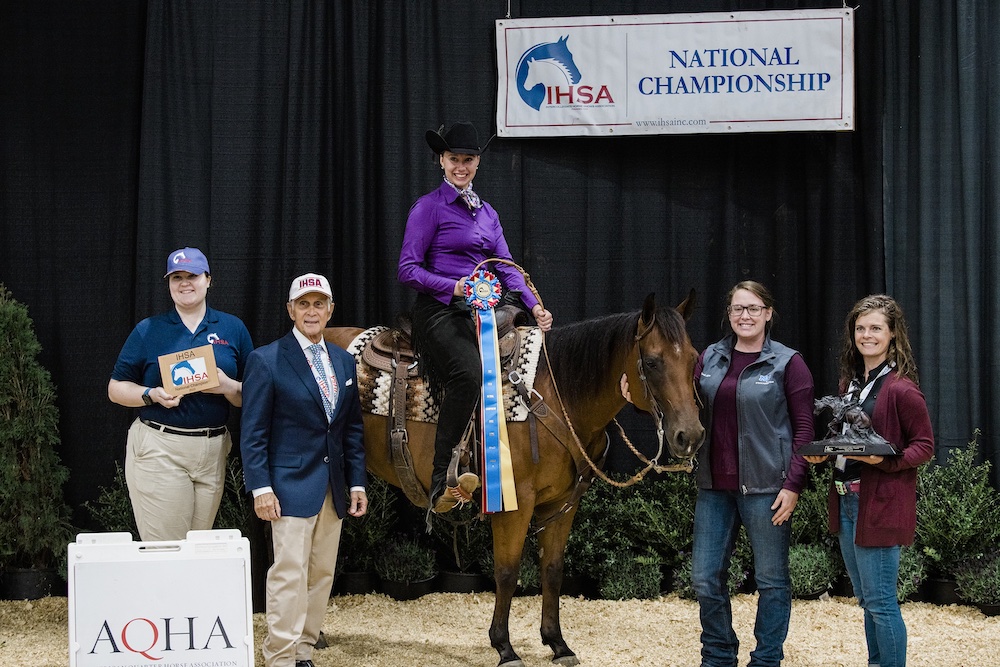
[109,247,253,541]
[397,121,553,513]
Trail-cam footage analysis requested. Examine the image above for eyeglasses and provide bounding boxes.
[727,304,767,317]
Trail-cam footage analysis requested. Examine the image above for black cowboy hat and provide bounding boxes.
[425,121,493,155]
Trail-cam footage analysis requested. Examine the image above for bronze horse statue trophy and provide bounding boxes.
[324,291,706,667]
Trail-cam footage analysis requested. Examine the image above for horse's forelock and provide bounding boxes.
[653,305,688,347]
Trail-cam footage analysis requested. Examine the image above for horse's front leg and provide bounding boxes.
[537,508,581,666]
[490,510,533,667]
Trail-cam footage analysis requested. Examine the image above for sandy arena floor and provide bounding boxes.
[2,592,997,666]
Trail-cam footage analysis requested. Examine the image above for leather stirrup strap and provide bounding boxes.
[388,352,428,508]
[511,377,541,464]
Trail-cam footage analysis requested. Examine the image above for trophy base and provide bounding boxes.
[800,436,899,456]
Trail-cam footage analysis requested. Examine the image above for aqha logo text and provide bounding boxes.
[88,615,235,661]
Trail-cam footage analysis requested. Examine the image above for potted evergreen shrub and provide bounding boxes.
[83,462,138,535]
[789,466,844,599]
[374,536,437,600]
[788,543,841,599]
[0,285,76,599]
[955,553,1000,616]
[431,503,492,593]
[566,470,698,600]
[914,432,1000,604]
[896,544,926,603]
[598,545,662,600]
[336,476,397,595]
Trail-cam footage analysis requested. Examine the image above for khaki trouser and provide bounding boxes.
[263,489,343,667]
[124,417,230,541]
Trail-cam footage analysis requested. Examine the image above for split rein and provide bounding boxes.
[470,259,695,491]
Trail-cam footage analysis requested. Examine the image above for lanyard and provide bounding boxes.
[847,362,893,405]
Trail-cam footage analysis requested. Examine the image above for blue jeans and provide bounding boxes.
[838,490,906,667]
[692,489,792,667]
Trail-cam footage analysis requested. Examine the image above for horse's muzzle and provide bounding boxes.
[671,426,706,460]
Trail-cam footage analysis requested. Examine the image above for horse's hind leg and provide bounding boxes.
[489,510,533,667]
[537,509,580,666]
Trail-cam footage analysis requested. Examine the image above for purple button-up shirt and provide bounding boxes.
[397,180,539,309]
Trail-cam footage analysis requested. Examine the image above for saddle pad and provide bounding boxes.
[346,325,544,424]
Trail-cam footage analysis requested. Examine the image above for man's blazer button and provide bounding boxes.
[323,456,330,463]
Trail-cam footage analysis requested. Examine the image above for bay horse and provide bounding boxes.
[324,292,705,667]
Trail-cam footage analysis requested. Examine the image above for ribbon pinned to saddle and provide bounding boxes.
[465,269,518,513]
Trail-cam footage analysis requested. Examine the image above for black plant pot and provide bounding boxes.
[334,570,378,595]
[515,583,541,597]
[436,571,492,593]
[794,587,830,600]
[381,576,435,601]
[0,568,65,600]
[562,574,598,599]
[923,578,962,606]
[978,603,1000,617]
[831,574,855,599]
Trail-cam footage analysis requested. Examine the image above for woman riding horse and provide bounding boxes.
[397,120,553,514]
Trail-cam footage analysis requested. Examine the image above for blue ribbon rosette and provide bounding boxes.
[464,269,518,513]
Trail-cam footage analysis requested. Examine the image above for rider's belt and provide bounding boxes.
[141,418,227,438]
[835,479,861,495]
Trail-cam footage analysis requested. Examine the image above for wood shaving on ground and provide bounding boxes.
[2,593,997,667]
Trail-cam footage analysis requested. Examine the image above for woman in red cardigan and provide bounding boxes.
[805,294,934,667]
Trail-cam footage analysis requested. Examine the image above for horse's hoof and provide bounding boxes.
[498,661,526,667]
[552,656,581,666]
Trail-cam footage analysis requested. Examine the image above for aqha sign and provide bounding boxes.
[69,531,253,667]
[496,8,854,137]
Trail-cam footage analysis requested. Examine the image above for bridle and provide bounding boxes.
[626,315,697,476]
[544,310,695,491]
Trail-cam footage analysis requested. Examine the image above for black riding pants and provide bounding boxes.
[411,293,482,491]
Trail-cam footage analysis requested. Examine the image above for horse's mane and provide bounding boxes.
[542,306,688,406]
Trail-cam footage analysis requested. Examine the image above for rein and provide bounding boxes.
[545,314,693,492]
[473,258,693,490]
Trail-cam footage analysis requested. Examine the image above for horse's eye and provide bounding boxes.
[644,358,659,371]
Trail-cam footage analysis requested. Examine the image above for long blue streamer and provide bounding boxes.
[478,309,503,512]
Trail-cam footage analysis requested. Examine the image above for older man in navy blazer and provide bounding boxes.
[241,272,367,667]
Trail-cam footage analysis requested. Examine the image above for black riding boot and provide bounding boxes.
[411,294,482,511]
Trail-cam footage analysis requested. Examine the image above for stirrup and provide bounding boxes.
[432,473,480,513]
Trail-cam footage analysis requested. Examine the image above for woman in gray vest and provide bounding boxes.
[692,280,815,667]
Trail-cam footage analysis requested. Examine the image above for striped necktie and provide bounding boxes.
[308,343,336,420]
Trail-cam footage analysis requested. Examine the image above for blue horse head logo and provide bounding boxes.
[515,36,581,111]
[171,360,196,386]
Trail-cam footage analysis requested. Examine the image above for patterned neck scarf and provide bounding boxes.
[445,176,482,210]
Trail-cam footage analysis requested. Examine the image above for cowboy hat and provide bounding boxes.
[425,121,493,155]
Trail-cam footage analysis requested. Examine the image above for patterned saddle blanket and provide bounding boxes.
[345,325,545,423]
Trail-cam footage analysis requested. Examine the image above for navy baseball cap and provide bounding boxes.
[164,247,211,277]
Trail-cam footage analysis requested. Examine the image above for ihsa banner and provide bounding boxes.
[495,8,854,137]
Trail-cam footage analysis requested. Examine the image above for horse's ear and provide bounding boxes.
[641,293,656,326]
[675,288,696,322]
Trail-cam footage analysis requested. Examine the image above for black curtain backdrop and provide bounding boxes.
[1,1,997,523]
